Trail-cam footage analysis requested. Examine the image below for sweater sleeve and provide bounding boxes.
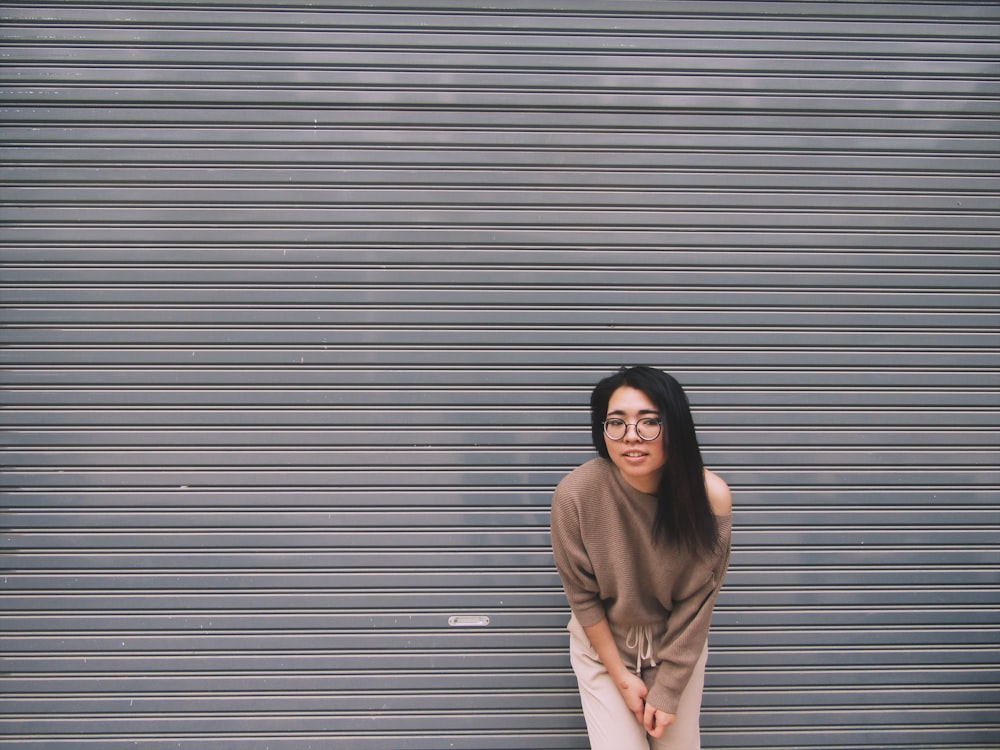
[646,515,732,715]
[550,479,607,628]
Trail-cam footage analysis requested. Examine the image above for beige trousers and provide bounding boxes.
[568,616,708,750]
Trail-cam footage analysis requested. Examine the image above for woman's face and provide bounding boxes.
[604,385,667,494]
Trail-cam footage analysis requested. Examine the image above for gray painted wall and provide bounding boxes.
[1,2,998,748]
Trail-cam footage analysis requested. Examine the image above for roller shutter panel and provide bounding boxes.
[1,2,998,749]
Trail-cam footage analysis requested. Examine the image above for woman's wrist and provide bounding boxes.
[608,662,632,687]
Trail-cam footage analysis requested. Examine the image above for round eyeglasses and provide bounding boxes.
[603,418,662,441]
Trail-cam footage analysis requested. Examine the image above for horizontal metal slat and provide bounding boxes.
[3,600,994,627]
[4,3,998,28]
[0,466,993,489]
[3,684,995,714]
[6,111,999,143]
[6,129,1000,155]
[5,228,999,251]
[1,427,997,449]
[1,704,993,734]
[8,144,1000,169]
[4,44,997,73]
[2,661,990,694]
[3,348,996,371]
[2,447,996,469]
[3,545,997,571]
[2,375,996,397]
[5,263,999,285]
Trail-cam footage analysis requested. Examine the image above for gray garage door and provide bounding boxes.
[1,2,998,748]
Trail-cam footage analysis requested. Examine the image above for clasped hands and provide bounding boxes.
[618,671,676,739]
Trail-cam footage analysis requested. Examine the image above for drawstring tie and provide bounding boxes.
[625,624,657,674]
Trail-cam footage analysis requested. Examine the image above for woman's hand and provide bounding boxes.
[620,675,676,739]
[615,670,649,726]
[643,702,676,739]
[582,619,653,729]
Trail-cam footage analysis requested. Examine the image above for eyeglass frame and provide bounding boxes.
[602,417,663,442]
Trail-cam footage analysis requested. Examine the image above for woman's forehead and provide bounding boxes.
[606,386,658,414]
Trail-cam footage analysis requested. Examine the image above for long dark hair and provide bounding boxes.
[590,366,719,553]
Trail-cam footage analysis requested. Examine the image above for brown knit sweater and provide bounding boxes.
[550,457,732,714]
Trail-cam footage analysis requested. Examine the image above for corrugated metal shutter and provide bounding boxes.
[2,2,998,748]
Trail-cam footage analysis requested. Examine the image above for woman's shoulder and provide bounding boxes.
[553,457,612,500]
[703,468,733,516]
[562,456,611,482]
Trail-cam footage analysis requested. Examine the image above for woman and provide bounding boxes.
[550,366,732,749]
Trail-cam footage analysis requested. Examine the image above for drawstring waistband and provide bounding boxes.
[624,624,657,674]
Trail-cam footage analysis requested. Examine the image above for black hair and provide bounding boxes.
[590,365,719,553]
